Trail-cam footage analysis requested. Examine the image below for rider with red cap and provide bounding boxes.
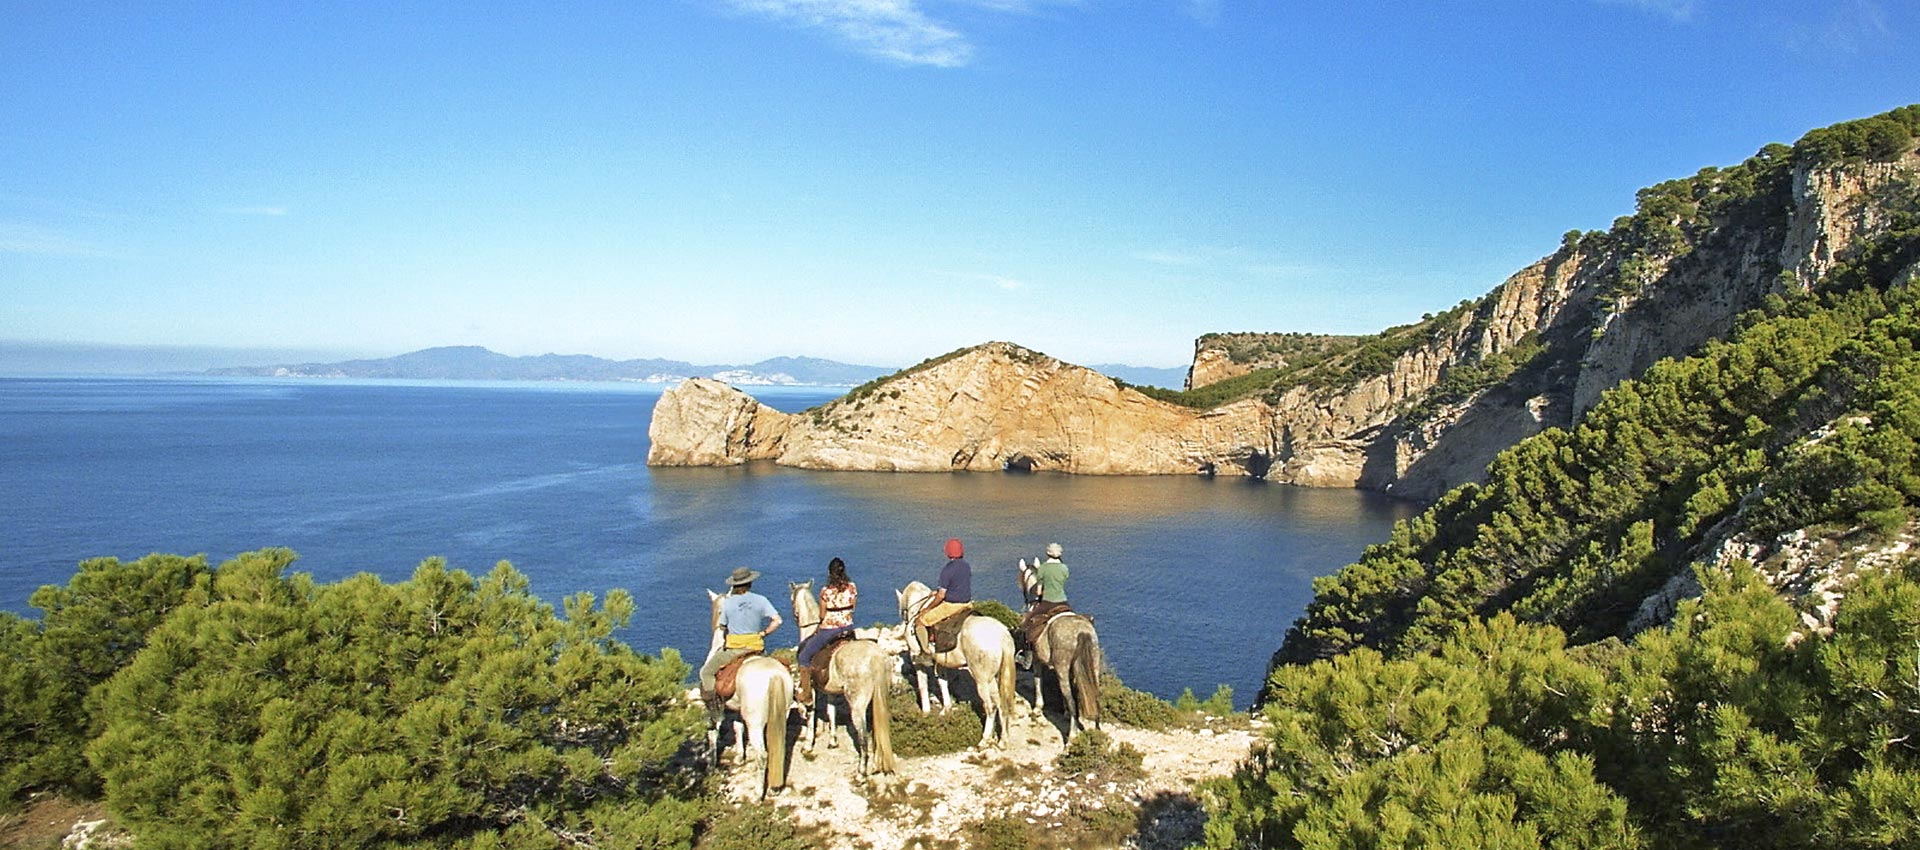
[913,537,973,662]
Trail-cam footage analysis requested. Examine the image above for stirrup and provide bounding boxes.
[1015,650,1034,669]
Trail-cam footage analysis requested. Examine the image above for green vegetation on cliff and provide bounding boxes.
[1209,561,1920,849]
[1281,202,1920,664]
[1209,106,1920,849]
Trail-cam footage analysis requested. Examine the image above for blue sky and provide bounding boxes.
[2,1,1914,370]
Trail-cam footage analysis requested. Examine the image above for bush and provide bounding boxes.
[972,599,1022,632]
[1099,672,1179,730]
[1174,684,1236,717]
[86,551,705,850]
[696,801,810,850]
[964,815,1033,850]
[887,686,983,757]
[1054,729,1144,781]
[1,552,214,803]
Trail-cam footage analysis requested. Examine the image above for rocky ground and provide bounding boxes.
[716,707,1259,850]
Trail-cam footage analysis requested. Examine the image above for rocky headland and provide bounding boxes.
[650,147,1919,501]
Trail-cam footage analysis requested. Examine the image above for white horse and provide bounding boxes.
[788,581,898,776]
[896,581,1019,749]
[1016,557,1103,745]
[703,589,792,798]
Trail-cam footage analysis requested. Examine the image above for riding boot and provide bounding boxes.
[912,622,933,666]
[702,692,726,727]
[795,664,815,705]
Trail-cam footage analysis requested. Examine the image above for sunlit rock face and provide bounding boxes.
[651,152,1920,499]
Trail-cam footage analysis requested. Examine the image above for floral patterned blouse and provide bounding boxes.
[819,582,857,630]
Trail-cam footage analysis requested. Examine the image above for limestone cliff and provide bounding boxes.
[645,378,792,466]
[649,343,1276,476]
[649,114,1919,500]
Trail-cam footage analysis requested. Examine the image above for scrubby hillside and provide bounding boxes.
[1211,108,1920,850]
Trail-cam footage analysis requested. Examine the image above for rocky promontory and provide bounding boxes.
[649,343,1277,476]
[651,142,1919,499]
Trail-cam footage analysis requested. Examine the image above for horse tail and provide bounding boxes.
[997,636,1018,732]
[764,673,790,794]
[868,656,897,774]
[1072,630,1101,728]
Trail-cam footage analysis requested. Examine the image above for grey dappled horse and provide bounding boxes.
[1017,557,1103,745]
[787,581,898,776]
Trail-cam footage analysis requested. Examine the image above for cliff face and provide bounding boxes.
[649,149,1918,498]
[645,378,792,466]
[650,343,1276,476]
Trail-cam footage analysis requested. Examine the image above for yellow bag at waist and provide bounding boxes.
[724,633,766,652]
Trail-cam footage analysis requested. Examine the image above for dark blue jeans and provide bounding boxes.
[797,625,854,666]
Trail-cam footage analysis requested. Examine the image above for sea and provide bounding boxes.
[0,376,1420,707]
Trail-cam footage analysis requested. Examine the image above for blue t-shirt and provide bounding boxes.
[720,591,777,635]
[938,557,972,604]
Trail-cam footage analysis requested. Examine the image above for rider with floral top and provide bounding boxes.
[795,557,858,696]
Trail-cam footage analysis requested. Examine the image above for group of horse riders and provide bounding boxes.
[696,537,1075,722]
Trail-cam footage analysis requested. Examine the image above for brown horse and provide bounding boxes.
[788,581,897,776]
[703,589,792,797]
[896,581,1019,749]
[1016,558,1102,745]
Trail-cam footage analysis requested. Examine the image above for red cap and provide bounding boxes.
[944,538,964,559]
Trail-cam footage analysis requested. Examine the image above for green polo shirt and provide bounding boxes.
[1035,558,1069,603]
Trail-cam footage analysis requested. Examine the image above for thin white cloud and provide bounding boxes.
[1597,0,1700,22]
[719,0,974,67]
[1783,0,1892,54]
[1134,249,1203,266]
[938,270,1029,290]
[218,205,290,216]
[0,222,103,257]
[1182,0,1221,25]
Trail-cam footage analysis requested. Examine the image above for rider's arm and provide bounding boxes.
[927,587,947,607]
[761,612,782,637]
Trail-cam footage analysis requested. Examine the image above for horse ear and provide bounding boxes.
[894,588,904,603]
[707,589,720,602]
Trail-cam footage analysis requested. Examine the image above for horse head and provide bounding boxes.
[1016,558,1040,604]
[896,580,932,623]
[788,580,818,639]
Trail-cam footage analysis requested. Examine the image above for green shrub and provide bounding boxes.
[2,552,214,803]
[887,686,983,757]
[1054,729,1144,781]
[1099,672,1179,730]
[86,551,705,850]
[965,815,1033,850]
[972,599,1022,632]
[1175,684,1237,718]
[696,801,811,850]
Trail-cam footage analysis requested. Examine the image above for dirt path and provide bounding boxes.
[718,708,1259,850]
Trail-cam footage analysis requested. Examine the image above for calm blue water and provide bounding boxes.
[0,376,1418,706]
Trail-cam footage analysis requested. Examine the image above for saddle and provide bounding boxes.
[797,635,856,703]
[1022,603,1080,648]
[928,611,972,655]
[713,650,763,700]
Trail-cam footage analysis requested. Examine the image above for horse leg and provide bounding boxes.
[1029,656,1047,720]
[707,721,722,768]
[1055,659,1077,745]
[914,667,933,714]
[936,675,955,714]
[848,691,871,774]
[827,700,841,749]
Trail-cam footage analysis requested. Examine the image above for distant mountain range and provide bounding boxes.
[205,346,895,387]
[198,346,1191,390]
